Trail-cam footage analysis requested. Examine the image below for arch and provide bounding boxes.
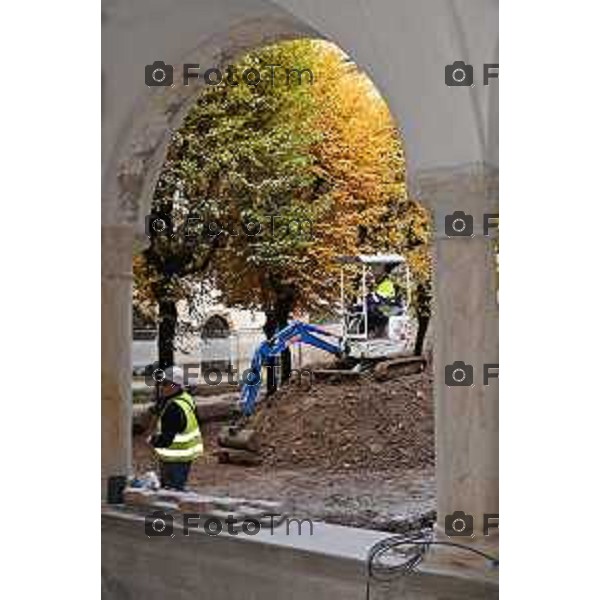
[200,309,238,332]
[102,0,499,548]
[201,315,231,339]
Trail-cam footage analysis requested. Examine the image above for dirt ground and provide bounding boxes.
[132,368,436,532]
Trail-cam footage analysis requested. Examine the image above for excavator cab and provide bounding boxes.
[338,254,414,360]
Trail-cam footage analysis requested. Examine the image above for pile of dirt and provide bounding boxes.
[250,368,434,471]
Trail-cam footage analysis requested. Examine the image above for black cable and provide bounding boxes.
[365,532,499,600]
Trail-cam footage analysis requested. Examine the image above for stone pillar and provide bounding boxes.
[413,164,499,547]
[101,224,135,498]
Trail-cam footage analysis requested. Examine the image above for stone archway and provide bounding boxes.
[102,0,498,550]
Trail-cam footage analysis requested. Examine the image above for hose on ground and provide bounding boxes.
[365,531,499,599]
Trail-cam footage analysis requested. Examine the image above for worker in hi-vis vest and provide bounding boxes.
[375,265,397,302]
[148,365,203,490]
[375,276,396,301]
[373,266,405,319]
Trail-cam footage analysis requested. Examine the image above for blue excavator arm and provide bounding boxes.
[239,320,345,416]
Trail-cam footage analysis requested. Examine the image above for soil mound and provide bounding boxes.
[251,368,434,471]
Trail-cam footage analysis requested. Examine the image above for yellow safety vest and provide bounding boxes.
[376,278,396,300]
[154,392,204,463]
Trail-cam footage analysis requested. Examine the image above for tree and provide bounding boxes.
[211,41,410,324]
[302,45,407,302]
[203,41,324,384]
[133,39,433,368]
[133,190,222,367]
[306,45,432,353]
[133,40,320,367]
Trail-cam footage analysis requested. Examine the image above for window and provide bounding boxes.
[201,315,230,339]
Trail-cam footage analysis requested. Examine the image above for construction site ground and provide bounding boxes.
[132,367,436,532]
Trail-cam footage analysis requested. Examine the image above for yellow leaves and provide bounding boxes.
[289,40,411,311]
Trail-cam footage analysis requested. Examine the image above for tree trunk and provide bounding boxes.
[158,297,177,367]
[262,276,297,393]
[277,316,292,383]
[414,314,430,356]
[413,281,432,357]
[263,312,279,396]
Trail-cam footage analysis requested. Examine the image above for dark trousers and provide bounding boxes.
[368,308,388,336]
[159,461,191,491]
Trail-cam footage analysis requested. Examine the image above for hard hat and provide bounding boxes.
[162,365,186,387]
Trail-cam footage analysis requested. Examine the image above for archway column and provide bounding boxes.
[413,163,499,554]
[101,224,135,498]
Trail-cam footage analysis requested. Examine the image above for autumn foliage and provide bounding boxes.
[134,39,431,360]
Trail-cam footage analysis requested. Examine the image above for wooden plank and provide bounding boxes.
[374,355,426,380]
[216,447,261,466]
[217,428,259,452]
